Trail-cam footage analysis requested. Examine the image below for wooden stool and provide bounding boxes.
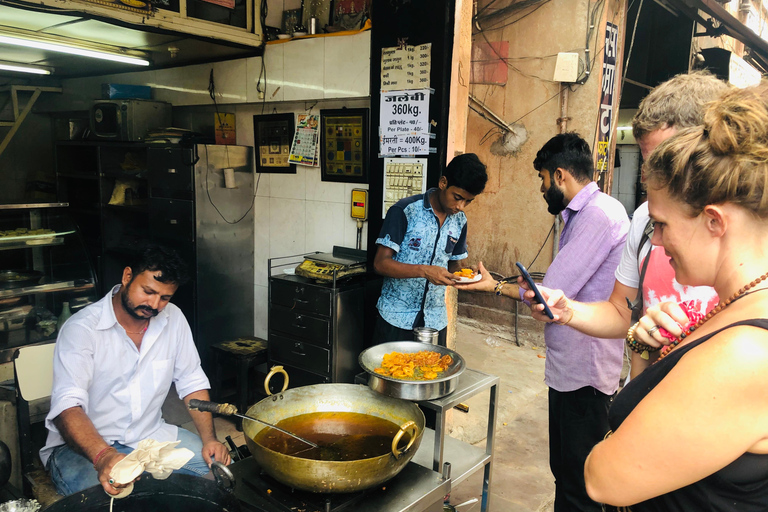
[210,338,268,431]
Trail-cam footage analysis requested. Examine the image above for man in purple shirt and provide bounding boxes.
[458,132,629,512]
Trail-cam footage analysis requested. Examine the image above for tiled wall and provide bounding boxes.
[225,96,371,339]
[249,168,369,338]
[44,31,372,338]
[43,32,371,110]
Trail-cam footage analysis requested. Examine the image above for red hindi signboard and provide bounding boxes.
[595,22,619,182]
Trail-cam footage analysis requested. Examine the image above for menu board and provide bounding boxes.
[379,90,430,156]
[381,43,431,91]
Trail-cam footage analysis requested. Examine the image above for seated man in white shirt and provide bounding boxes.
[40,244,231,496]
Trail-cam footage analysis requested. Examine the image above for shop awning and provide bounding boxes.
[666,0,768,74]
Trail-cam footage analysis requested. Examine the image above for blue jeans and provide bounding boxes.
[47,428,211,496]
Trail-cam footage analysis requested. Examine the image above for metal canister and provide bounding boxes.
[413,327,439,344]
[309,17,318,34]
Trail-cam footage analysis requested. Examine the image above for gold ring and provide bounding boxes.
[647,325,660,337]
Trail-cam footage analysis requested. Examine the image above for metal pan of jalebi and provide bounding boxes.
[358,341,466,401]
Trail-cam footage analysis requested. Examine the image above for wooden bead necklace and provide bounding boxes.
[656,270,768,361]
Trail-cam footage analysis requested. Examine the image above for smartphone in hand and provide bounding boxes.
[515,262,555,320]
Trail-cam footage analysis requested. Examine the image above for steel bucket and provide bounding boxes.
[413,327,439,344]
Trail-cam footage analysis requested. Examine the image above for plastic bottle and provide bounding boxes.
[58,301,72,329]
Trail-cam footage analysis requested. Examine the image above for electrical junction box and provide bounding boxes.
[351,189,368,220]
[553,52,580,83]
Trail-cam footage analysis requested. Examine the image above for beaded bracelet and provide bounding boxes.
[625,322,660,360]
[494,280,507,296]
[93,446,116,469]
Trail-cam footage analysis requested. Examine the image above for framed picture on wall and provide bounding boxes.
[253,113,296,174]
[281,7,302,34]
[320,108,369,184]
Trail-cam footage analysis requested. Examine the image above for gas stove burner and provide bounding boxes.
[229,456,449,512]
[241,469,369,512]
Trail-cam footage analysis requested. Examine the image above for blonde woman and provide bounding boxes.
[584,83,768,510]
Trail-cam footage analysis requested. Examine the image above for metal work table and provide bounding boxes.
[411,368,499,512]
[357,367,499,512]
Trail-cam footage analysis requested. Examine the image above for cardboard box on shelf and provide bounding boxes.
[215,113,236,145]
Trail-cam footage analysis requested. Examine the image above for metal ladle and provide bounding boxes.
[187,399,318,449]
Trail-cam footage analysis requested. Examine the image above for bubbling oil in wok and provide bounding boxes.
[252,412,410,461]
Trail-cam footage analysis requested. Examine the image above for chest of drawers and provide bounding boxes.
[268,273,367,386]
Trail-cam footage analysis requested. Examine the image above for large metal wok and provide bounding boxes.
[359,341,466,401]
[242,379,425,494]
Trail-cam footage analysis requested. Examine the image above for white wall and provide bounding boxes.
[611,145,641,216]
[45,31,372,339]
[44,31,371,108]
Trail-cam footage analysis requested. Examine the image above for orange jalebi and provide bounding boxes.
[453,268,476,278]
[374,351,453,380]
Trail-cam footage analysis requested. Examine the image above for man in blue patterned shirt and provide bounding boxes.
[373,154,488,346]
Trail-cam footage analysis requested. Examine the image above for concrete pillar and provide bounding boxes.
[446,0,473,160]
[444,0,473,354]
[446,286,458,350]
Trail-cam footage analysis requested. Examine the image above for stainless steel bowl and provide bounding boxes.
[359,341,466,401]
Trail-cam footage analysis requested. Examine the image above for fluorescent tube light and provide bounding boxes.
[0,34,150,66]
[0,62,51,75]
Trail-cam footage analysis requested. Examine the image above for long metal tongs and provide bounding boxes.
[187,399,318,449]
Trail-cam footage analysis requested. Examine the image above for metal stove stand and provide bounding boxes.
[229,457,448,512]
[355,368,499,512]
[411,368,499,512]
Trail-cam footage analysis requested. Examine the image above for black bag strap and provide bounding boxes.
[626,219,654,322]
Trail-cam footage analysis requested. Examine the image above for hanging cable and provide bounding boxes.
[205,71,255,224]
[474,0,549,30]
[487,221,554,283]
[203,145,255,225]
[620,0,644,99]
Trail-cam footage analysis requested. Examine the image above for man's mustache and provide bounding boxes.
[135,305,159,316]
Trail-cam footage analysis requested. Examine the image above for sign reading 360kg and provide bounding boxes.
[379,90,430,156]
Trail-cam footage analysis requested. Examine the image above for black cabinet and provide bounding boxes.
[147,147,195,200]
[56,141,255,370]
[55,142,150,292]
[268,274,367,386]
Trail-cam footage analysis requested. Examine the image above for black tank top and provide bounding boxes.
[608,319,768,512]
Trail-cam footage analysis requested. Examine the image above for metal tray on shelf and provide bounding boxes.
[0,230,74,246]
[0,305,32,331]
[0,270,43,290]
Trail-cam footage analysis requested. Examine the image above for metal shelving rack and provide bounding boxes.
[0,202,98,363]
